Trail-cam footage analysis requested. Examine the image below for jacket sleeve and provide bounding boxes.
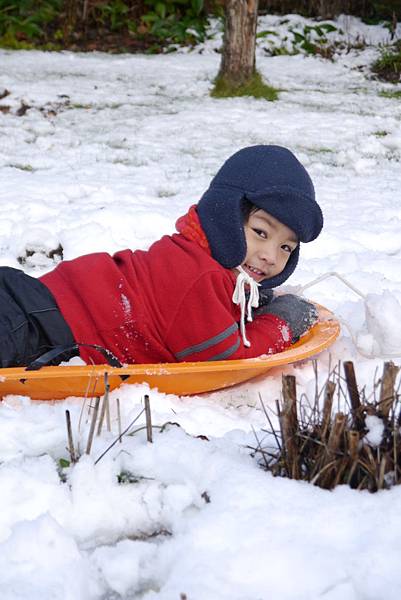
[164,271,292,362]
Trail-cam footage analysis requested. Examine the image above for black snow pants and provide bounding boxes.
[0,267,77,368]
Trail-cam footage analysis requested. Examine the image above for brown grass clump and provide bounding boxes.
[251,361,401,492]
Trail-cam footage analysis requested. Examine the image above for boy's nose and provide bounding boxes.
[260,245,277,265]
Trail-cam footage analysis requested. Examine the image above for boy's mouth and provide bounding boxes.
[243,264,266,282]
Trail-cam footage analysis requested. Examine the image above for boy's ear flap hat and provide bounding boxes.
[197,145,323,288]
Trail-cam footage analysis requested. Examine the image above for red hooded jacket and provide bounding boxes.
[40,210,292,365]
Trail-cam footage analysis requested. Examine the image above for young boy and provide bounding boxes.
[0,145,323,368]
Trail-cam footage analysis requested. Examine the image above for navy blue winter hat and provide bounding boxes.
[197,145,323,288]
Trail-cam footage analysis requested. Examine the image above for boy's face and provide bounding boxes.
[240,209,298,283]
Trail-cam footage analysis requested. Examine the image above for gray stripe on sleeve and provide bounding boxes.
[208,338,241,361]
[174,322,239,360]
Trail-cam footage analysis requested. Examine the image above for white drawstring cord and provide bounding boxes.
[232,266,260,347]
[295,271,401,359]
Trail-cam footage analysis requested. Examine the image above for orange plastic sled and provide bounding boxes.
[0,305,339,400]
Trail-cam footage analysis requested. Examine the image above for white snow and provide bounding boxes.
[363,291,401,356]
[363,415,385,447]
[0,13,401,599]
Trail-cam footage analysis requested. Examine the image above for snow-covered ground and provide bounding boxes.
[0,14,401,600]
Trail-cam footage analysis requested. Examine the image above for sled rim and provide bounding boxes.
[0,305,340,398]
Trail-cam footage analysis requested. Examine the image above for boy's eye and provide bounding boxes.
[253,228,267,239]
[282,244,293,253]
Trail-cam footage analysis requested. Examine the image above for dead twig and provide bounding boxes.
[65,410,77,463]
[97,374,110,436]
[258,393,282,452]
[86,396,100,455]
[144,394,153,443]
[94,408,145,465]
[321,380,336,441]
[280,375,299,479]
[116,397,122,443]
[343,361,364,431]
[379,362,400,418]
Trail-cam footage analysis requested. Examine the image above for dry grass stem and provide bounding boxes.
[144,394,153,443]
[321,381,336,441]
[379,362,400,417]
[104,372,111,432]
[344,361,364,431]
[65,409,77,463]
[97,389,108,436]
[117,397,122,443]
[94,407,145,465]
[86,396,100,455]
[252,361,401,492]
[258,393,282,452]
[281,375,299,479]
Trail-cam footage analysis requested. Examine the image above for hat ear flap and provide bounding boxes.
[197,187,247,268]
[198,185,301,287]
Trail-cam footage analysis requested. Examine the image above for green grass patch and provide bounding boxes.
[0,36,61,50]
[19,164,34,171]
[372,41,401,83]
[313,147,333,153]
[373,130,389,137]
[211,71,279,101]
[379,89,401,99]
[8,163,34,171]
[70,103,93,109]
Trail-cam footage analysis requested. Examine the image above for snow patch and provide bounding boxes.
[363,415,385,447]
[364,291,401,355]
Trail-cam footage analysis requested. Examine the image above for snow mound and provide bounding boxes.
[363,291,401,356]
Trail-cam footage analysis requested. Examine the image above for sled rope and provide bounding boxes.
[298,271,366,300]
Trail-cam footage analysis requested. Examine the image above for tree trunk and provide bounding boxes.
[218,0,259,87]
[63,0,80,40]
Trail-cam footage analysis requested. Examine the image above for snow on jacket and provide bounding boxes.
[40,228,292,365]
